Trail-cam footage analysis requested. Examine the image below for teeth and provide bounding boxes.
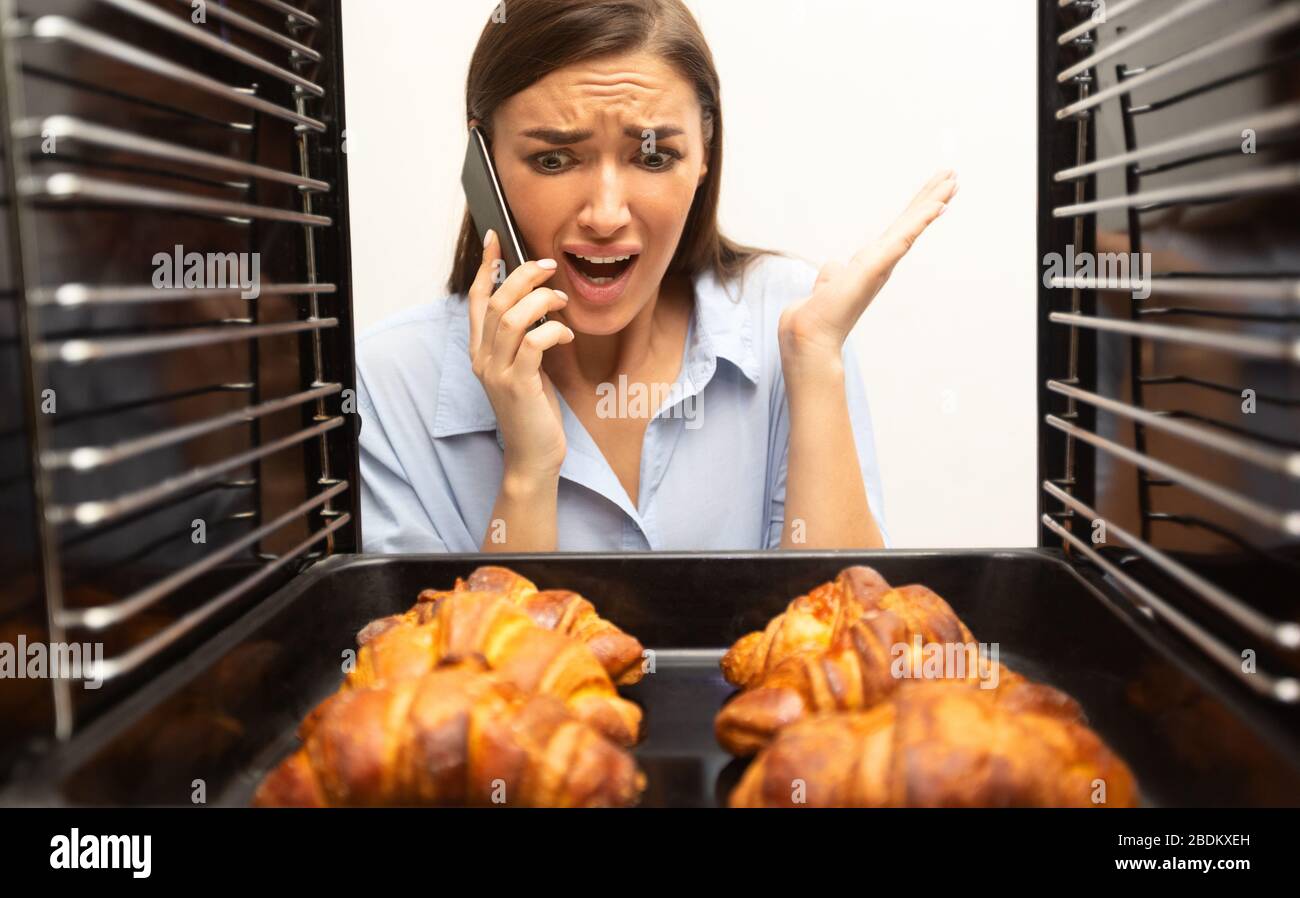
[573,253,633,264]
[586,276,614,285]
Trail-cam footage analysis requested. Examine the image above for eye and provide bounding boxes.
[530,150,575,174]
[638,148,681,171]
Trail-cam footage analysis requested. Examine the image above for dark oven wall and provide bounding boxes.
[1040,1,1300,709]
[0,0,357,773]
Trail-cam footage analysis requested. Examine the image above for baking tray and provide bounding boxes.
[5,550,1300,807]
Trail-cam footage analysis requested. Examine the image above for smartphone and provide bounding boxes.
[461,126,545,325]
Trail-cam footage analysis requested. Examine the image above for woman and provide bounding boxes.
[356,0,956,553]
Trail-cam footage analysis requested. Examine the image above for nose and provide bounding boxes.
[576,160,631,237]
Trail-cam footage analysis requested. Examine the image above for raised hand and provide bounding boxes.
[778,169,958,373]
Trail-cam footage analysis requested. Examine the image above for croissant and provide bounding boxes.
[728,680,1138,807]
[357,566,646,686]
[347,590,642,747]
[721,566,893,689]
[717,592,1084,755]
[255,657,645,808]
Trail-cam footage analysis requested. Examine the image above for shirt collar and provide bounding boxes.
[431,264,760,439]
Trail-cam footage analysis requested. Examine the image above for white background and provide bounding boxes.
[340,0,1038,548]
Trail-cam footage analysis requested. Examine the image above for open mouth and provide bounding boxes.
[563,251,637,285]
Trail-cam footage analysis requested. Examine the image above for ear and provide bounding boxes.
[697,112,714,186]
[468,117,481,130]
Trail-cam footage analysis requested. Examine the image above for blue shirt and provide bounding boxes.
[355,253,890,552]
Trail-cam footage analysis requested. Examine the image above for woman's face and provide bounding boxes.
[488,51,709,335]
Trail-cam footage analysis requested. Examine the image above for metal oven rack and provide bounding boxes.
[0,0,357,766]
[0,0,1298,806]
[1039,0,1300,706]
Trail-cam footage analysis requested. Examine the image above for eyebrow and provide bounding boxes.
[519,125,685,144]
[625,125,684,140]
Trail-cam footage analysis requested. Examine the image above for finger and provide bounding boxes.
[864,202,942,271]
[857,176,956,271]
[842,208,944,302]
[481,258,559,360]
[928,175,958,205]
[901,169,952,210]
[837,171,961,313]
[490,286,569,370]
[901,184,953,228]
[511,320,576,374]
[906,170,957,213]
[917,167,955,195]
[468,228,501,355]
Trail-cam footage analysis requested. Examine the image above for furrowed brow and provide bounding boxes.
[623,125,684,140]
[520,127,594,144]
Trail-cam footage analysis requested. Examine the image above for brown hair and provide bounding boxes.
[447,0,771,296]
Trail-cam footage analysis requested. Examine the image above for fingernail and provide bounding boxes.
[537,258,557,270]
[483,229,495,249]
[554,290,568,300]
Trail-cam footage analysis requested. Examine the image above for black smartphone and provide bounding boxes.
[461,125,545,325]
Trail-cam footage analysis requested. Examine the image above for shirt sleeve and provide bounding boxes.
[356,368,449,553]
[764,360,789,547]
[765,336,892,549]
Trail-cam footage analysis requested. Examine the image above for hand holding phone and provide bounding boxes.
[462,126,574,485]
[467,223,574,487]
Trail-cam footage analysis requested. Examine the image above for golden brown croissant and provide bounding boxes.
[255,658,644,808]
[357,566,646,686]
[716,595,1084,755]
[454,566,646,685]
[347,590,642,747]
[721,566,892,689]
[509,588,646,686]
[728,680,1138,808]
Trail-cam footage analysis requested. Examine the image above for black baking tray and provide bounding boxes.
[5,550,1300,807]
